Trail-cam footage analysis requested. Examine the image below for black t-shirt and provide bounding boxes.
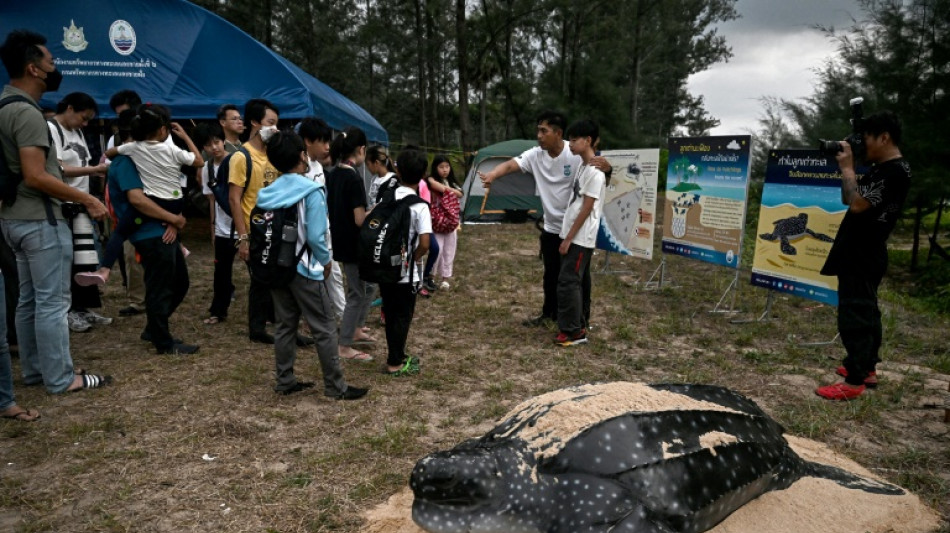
[822,158,911,277]
[326,165,368,262]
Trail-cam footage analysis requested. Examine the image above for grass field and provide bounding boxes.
[1,217,947,533]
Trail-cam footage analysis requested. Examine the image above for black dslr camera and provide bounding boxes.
[818,97,865,159]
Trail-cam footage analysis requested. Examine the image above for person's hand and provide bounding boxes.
[83,196,108,220]
[171,213,186,230]
[170,122,187,139]
[238,241,250,261]
[559,240,570,255]
[478,170,493,186]
[836,141,854,171]
[162,224,178,244]
[90,163,109,176]
[590,156,611,174]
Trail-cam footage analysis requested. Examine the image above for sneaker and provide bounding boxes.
[156,342,200,355]
[422,278,437,292]
[835,366,878,388]
[439,281,451,290]
[337,386,369,400]
[119,305,144,317]
[815,382,866,401]
[554,329,588,347]
[67,312,91,332]
[522,314,554,327]
[79,311,113,325]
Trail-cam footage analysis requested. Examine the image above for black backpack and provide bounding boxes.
[0,95,57,224]
[248,203,308,288]
[358,188,425,284]
[207,147,251,217]
[374,175,398,205]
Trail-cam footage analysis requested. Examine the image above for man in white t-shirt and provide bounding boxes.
[479,110,610,328]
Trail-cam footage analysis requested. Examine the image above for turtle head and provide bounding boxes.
[411,439,547,533]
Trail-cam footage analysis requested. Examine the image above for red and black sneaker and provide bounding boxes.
[816,382,866,401]
[554,329,588,347]
[835,366,878,388]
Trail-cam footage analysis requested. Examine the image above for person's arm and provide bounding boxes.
[104,146,120,159]
[60,161,109,178]
[478,158,521,186]
[127,188,186,229]
[353,206,367,227]
[19,146,107,219]
[427,177,464,198]
[413,233,431,261]
[170,122,204,167]
[559,195,596,255]
[835,142,871,213]
[230,183,249,260]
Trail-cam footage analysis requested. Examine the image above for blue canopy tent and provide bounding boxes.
[0,0,388,143]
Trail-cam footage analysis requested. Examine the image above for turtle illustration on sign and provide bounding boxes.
[759,212,835,255]
[409,382,902,533]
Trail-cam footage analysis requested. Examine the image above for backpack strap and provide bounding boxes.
[47,118,66,146]
[206,158,216,186]
[236,146,252,188]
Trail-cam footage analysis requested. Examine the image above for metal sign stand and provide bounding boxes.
[731,289,776,324]
[708,269,741,314]
[599,251,635,276]
[643,257,668,291]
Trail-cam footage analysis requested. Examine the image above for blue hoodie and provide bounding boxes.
[255,173,332,280]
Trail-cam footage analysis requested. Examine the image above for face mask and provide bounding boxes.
[40,66,63,93]
[259,125,278,142]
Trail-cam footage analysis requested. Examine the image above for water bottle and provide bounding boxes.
[276,222,297,267]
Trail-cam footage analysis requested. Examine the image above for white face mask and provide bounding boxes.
[259,125,278,142]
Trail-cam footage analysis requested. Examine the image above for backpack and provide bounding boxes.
[207,147,251,217]
[248,203,308,288]
[0,95,57,224]
[374,175,398,205]
[431,188,461,233]
[358,188,426,284]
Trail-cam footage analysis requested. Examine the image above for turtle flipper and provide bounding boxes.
[802,461,904,496]
[759,232,776,241]
[780,237,797,255]
[805,228,835,243]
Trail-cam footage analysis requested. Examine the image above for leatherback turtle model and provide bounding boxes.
[410,382,901,533]
[759,212,834,255]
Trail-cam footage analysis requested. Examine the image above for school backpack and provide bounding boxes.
[358,188,425,284]
[248,202,308,288]
[374,175,398,205]
[207,146,251,217]
[0,96,57,223]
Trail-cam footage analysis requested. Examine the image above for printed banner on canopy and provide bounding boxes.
[661,136,752,269]
[596,149,660,259]
[751,149,851,306]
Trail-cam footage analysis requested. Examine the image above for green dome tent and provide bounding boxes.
[461,139,541,223]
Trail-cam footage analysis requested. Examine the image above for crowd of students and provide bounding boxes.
[1,28,616,424]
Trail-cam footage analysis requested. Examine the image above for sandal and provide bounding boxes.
[1,406,41,422]
[68,373,113,392]
[341,351,374,362]
[203,316,223,325]
[384,356,421,377]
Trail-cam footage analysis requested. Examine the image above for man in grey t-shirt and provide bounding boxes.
[0,29,110,393]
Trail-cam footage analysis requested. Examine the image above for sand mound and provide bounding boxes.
[363,385,940,533]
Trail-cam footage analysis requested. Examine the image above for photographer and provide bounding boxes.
[816,111,911,401]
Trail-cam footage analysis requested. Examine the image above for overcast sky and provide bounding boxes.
[687,0,864,136]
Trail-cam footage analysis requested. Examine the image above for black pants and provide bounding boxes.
[246,264,275,336]
[540,230,591,324]
[379,282,417,367]
[837,270,884,385]
[0,232,18,345]
[209,236,237,318]
[135,236,189,350]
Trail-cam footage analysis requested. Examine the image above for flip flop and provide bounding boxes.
[1,406,41,422]
[203,316,223,325]
[340,351,374,362]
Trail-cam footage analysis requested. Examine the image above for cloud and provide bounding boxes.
[726,140,741,150]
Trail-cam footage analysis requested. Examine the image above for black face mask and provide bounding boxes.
[40,66,63,93]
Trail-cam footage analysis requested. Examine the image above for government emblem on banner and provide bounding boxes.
[62,20,88,52]
[109,20,136,55]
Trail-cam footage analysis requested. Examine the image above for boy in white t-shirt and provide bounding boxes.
[555,120,606,347]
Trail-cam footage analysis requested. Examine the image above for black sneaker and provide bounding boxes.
[337,386,369,400]
[522,314,554,327]
[156,342,200,355]
[296,334,315,347]
[249,332,275,344]
[140,331,183,344]
[278,381,315,395]
[422,278,437,292]
[119,305,144,317]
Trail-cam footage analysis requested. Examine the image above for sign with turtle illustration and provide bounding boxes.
[751,149,857,306]
[661,136,752,269]
[596,149,660,260]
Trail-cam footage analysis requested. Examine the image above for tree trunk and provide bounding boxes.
[413,0,428,147]
[457,0,471,153]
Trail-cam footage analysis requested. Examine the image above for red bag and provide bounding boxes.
[430,189,460,233]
